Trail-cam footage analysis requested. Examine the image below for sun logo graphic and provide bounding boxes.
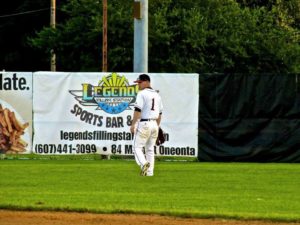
[69,73,139,114]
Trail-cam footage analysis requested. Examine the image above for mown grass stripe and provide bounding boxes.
[0,160,299,222]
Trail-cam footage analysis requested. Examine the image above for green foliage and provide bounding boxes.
[201,2,300,73]
[26,0,300,73]
[29,0,133,72]
[237,0,300,28]
[148,1,207,73]
[1,160,300,221]
[29,0,102,71]
[0,0,49,71]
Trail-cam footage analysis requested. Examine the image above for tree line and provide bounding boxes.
[1,0,299,74]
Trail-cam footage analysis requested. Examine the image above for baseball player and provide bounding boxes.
[130,74,163,176]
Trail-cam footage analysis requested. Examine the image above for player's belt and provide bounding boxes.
[140,118,156,122]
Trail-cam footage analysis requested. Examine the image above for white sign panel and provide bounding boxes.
[33,72,198,156]
[0,72,33,154]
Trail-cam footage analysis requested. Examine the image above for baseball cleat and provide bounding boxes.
[140,162,150,176]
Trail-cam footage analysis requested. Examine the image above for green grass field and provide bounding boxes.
[0,159,299,222]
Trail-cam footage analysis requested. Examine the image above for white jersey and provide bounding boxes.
[134,88,163,119]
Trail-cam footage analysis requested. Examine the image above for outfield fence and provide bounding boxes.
[1,72,198,158]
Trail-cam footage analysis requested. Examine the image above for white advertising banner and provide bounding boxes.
[33,72,198,156]
[0,72,33,154]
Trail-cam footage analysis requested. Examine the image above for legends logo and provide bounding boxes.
[69,73,138,114]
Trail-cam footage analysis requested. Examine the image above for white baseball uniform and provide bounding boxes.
[133,88,163,176]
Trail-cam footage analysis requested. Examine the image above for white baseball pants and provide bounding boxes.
[133,120,158,176]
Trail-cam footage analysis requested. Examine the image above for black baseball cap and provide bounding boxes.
[134,74,150,83]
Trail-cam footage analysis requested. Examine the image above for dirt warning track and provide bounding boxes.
[1,210,299,225]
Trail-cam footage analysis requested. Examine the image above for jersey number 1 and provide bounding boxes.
[151,98,155,111]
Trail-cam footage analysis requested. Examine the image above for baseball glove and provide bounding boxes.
[156,127,165,146]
